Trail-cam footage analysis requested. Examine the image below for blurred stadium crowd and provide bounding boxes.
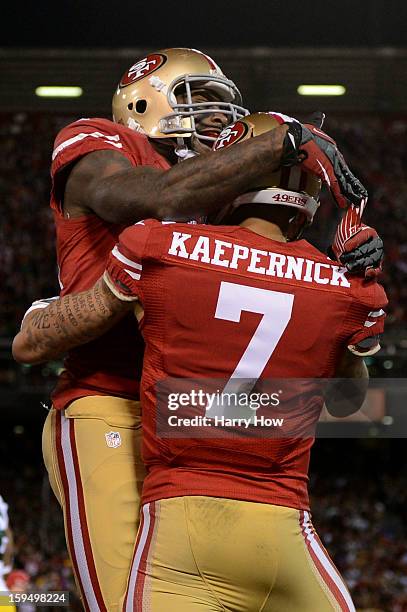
[1,112,406,342]
[1,112,407,610]
[310,441,407,612]
[1,438,405,611]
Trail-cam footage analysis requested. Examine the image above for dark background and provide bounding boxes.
[3,0,407,48]
[1,3,407,609]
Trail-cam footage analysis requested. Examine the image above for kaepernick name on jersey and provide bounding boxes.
[168,231,351,287]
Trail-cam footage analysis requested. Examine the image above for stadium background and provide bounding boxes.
[1,1,407,609]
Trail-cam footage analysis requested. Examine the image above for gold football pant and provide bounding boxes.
[123,496,355,612]
[0,600,16,612]
[42,396,146,612]
[0,585,16,612]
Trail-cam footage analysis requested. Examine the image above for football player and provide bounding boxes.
[29,48,252,612]
[13,113,386,611]
[15,46,374,612]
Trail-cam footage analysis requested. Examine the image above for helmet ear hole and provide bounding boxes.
[136,99,147,114]
[127,103,133,110]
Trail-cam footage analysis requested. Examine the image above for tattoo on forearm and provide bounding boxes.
[93,282,108,316]
[89,126,288,225]
[31,311,51,329]
[86,290,96,313]
[20,279,132,360]
[155,125,288,219]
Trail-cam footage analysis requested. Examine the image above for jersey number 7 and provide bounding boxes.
[211,281,294,418]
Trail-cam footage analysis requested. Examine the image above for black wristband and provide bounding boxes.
[281,122,302,167]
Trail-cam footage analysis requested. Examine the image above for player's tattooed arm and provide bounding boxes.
[63,125,288,225]
[12,279,134,364]
[323,351,369,417]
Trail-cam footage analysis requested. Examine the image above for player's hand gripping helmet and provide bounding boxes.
[213,112,322,240]
[112,48,248,143]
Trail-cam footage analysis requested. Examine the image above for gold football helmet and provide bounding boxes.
[112,48,248,143]
[213,112,322,239]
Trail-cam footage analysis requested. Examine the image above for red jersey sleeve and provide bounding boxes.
[345,281,388,356]
[51,118,151,213]
[104,220,157,302]
[51,118,138,174]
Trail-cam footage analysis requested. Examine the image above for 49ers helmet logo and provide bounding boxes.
[120,54,167,87]
[213,121,249,150]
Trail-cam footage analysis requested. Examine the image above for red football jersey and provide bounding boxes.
[105,220,387,510]
[50,118,170,409]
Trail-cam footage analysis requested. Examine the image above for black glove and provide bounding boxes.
[270,112,368,209]
[334,227,384,279]
[329,208,384,279]
[303,110,326,129]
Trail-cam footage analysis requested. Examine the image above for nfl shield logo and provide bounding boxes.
[105,431,122,448]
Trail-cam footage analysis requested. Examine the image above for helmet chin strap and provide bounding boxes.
[175,137,199,162]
